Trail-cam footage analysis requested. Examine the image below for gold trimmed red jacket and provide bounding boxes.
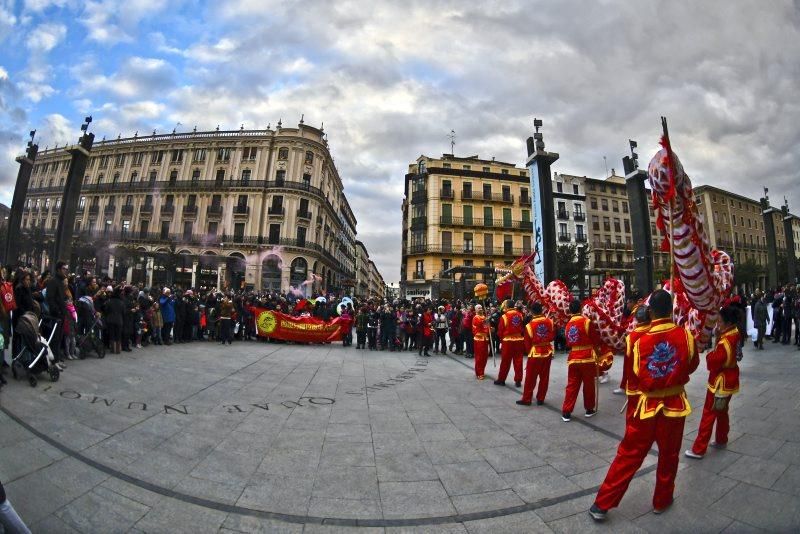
[706,326,740,396]
[497,309,525,342]
[523,315,554,358]
[564,315,596,365]
[472,314,490,342]
[633,318,699,419]
[624,323,651,396]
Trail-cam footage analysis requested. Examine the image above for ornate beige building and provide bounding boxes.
[400,154,532,299]
[20,122,369,294]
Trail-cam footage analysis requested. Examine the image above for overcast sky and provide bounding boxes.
[1,0,798,283]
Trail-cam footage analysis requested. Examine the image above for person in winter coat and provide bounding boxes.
[158,289,176,345]
[752,294,768,350]
[103,287,125,354]
[219,295,234,345]
[355,306,368,349]
[151,301,164,345]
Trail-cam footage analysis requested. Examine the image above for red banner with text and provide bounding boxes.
[254,309,351,343]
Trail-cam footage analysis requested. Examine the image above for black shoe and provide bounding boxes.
[516,400,531,406]
[585,409,597,418]
[514,381,522,387]
[536,400,544,406]
[562,412,571,422]
[493,380,505,386]
[589,504,607,521]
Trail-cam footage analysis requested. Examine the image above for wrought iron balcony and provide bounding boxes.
[160,204,175,216]
[558,233,571,242]
[182,205,198,217]
[268,206,285,216]
[440,188,454,200]
[206,205,223,218]
[557,210,569,220]
[297,209,312,220]
[573,211,586,221]
[121,205,134,216]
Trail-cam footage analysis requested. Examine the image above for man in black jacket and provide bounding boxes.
[45,261,68,364]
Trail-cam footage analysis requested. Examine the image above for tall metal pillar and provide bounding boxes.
[5,131,38,266]
[52,117,94,265]
[782,201,797,285]
[623,140,654,295]
[525,119,559,284]
[760,192,779,289]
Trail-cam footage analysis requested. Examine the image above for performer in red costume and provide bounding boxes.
[561,299,599,421]
[494,300,525,387]
[685,305,740,459]
[590,290,699,521]
[472,305,490,380]
[517,302,554,406]
[621,305,650,420]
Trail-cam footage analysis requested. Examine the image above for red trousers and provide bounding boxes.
[474,339,489,378]
[497,339,524,383]
[561,362,597,413]
[521,357,551,403]
[691,390,730,455]
[595,412,685,510]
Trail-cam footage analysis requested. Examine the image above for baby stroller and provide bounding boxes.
[76,296,105,359]
[12,311,60,387]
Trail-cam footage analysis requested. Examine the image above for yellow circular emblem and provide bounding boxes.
[257,311,277,334]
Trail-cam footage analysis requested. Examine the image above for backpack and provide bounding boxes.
[1,282,16,312]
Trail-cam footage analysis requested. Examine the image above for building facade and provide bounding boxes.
[20,123,364,294]
[400,154,532,299]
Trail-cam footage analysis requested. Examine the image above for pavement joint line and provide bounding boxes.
[442,352,661,458]
[0,344,661,527]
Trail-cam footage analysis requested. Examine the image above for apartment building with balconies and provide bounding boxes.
[400,154,531,299]
[20,122,363,293]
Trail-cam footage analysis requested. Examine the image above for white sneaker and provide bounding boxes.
[55,362,66,371]
[684,449,704,459]
[612,388,624,395]
[599,374,609,384]
[136,344,142,349]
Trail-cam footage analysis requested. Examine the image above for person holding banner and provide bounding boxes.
[472,304,490,379]
[517,302,554,406]
[494,300,525,387]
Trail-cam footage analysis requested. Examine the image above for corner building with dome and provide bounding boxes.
[19,121,372,295]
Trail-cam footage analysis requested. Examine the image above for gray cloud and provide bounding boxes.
[4,0,799,284]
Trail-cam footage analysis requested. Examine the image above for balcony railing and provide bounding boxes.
[411,190,427,204]
[479,192,514,203]
[407,244,528,256]
[121,205,134,216]
[297,209,312,220]
[182,205,198,217]
[104,205,116,216]
[519,196,530,206]
[233,206,250,216]
[558,233,571,242]
[88,205,99,216]
[438,216,533,230]
[460,190,473,201]
[206,205,223,217]
[440,188,454,200]
[268,206,285,216]
[141,204,154,214]
[575,234,587,243]
[160,204,175,216]
[412,271,426,280]
[573,211,586,221]
[595,260,629,270]
[557,210,569,220]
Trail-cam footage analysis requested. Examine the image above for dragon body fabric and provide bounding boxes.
[495,141,732,352]
[647,142,733,347]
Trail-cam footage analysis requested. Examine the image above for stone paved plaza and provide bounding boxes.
[1,337,799,533]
